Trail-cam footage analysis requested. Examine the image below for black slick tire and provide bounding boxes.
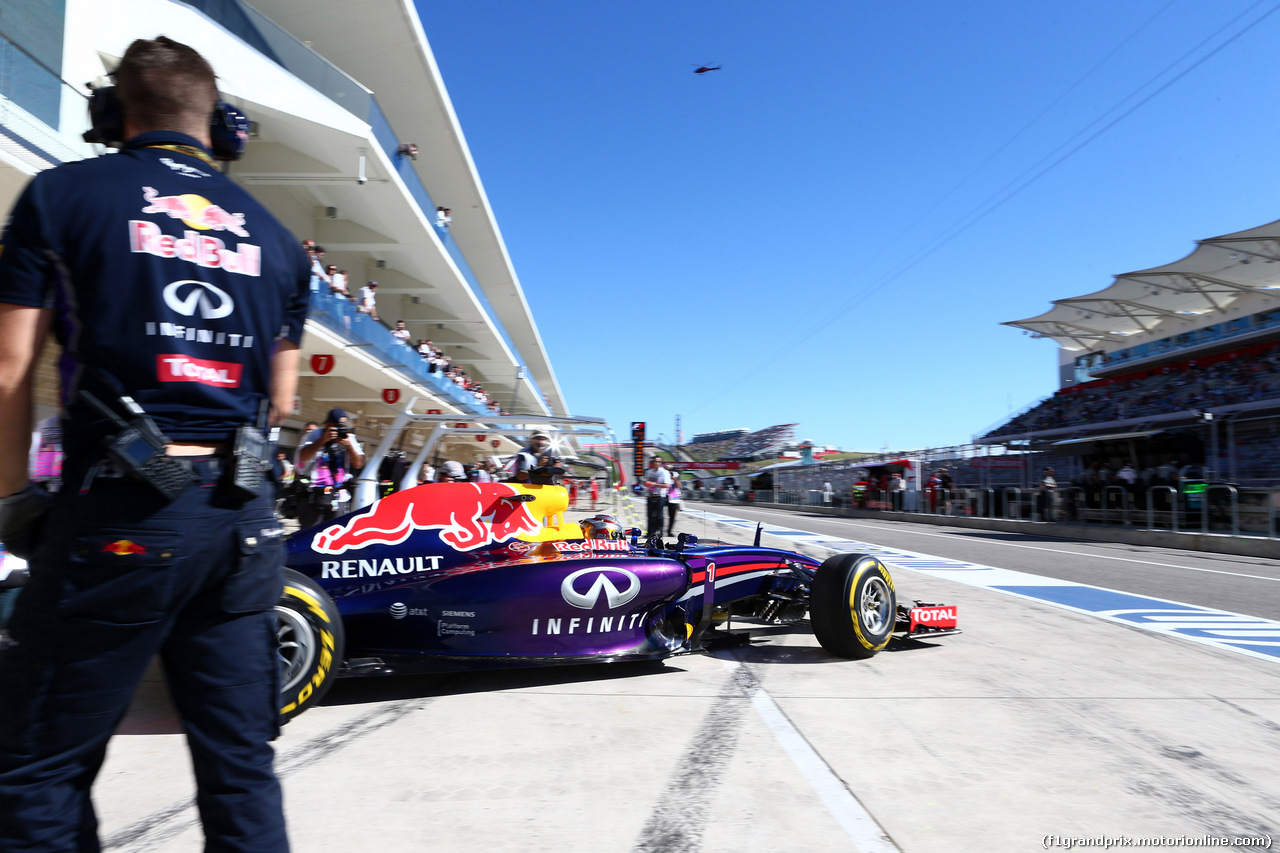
[276,568,344,724]
[809,553,896,659]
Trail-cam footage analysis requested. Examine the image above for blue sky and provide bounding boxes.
[417,0,1280,451]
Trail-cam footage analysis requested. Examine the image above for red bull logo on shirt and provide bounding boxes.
[312,482,547,555]
[141,187,250,237]
[129,221,260,277]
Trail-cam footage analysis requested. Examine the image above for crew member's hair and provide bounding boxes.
[115,36,218,138]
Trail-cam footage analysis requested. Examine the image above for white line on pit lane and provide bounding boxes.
[683,508,1280,665]
[827,517,1280,583]
[721,658,902,853]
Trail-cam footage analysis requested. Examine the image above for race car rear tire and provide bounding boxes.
[276,569,344,724]
[809,553,896,659]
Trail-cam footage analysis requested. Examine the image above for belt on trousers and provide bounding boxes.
[90,454,223,480]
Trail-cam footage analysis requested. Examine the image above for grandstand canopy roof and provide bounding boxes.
[1004,219,1280,351]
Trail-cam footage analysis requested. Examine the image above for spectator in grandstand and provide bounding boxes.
[329,266,350,299]
[392,320,412,344]
[304,240,327,293]
[358,280,379,320]
[642,458,673,536]
[436,207,452,228]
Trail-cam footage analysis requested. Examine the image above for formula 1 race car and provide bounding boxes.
[276,481,960,721]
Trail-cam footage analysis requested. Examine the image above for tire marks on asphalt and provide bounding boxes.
[103,700,432,851]
[631,658,901,853]
[630,670,751,853]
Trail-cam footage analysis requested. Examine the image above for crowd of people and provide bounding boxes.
[409,333,504,414]
[683,424,797,463]
[302,239,506,414]
[279,419,605,522]
[988,347,1280,437]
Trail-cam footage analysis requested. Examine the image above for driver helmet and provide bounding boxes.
[579,514,623,539]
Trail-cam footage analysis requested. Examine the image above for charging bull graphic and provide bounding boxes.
[311,482,565,555]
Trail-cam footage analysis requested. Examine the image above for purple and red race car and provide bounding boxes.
[276,481,960,721]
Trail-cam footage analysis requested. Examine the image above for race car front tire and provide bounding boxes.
[809,553,896,659]
[276,569,344,724]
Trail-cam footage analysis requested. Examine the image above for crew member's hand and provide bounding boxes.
[0,482,54,559]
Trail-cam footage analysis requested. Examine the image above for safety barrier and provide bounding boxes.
[1202,484,1239,536]
[1003,487,1026,521]
[1146,486,1179,533]
[1101,485,1130,527]
[687,483,1269,541]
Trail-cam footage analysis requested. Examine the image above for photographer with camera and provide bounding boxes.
[0,37,307,851]
[296,408,365,529]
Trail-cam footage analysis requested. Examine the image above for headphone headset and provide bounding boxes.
[82,79,250,161]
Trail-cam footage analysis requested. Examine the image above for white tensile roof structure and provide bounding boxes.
[1004,219,1280,351]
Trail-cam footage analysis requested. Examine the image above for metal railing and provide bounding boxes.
[733,479,1280,541]
[306,291,501,417]
[1101,485,1129,527]
[1145,487,1178,533]
[1202,484,1239,536]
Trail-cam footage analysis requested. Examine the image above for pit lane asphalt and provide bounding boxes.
[94,500,1280,852]
[674,500,1280,622]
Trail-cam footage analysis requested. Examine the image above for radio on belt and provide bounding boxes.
[228,419,271,501]
[82,391,195,500]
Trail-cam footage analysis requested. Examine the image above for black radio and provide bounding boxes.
[85,393,195,501]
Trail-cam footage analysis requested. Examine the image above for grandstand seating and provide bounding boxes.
[680,424,798,463]
[985,343,1280,439]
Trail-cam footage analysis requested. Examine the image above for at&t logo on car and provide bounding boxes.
[561,567,641,610]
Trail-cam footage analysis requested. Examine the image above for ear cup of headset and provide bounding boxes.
[82,84,248,162]
[210,101,249,161]
[82,85,124,147]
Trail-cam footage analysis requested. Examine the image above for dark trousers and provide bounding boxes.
[666,501,680,535]
[646,494,667,536]
[0,460,288,852]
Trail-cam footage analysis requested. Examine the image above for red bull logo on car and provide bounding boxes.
[312,482,547,555]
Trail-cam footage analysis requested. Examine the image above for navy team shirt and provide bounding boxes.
[0,131,310,462]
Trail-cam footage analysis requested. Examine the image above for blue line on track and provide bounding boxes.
[683,506,1280,664]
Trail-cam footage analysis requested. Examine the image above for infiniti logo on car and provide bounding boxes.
[561,567,640,610]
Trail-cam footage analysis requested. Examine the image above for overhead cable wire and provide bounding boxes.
[864,0,1181,271]
[688,0,1280,416]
